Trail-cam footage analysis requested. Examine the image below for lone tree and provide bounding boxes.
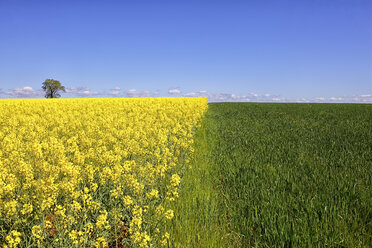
[42,79,66,98]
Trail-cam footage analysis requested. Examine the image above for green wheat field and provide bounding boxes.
[169,103,372,247]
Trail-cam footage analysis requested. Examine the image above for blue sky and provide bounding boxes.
[0,0,371,102]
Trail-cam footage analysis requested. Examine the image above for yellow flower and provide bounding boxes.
[68,230,78,241]
[161,232,170,246]
[165,209,174,220]
[31,225,43,241]
[0,97,208,247]
[21,203,33,215]
[96,210,109,230]
[156,205,164,215]
[146,189,159,199]
[123,195,133,206]
[94,237,106,248]
[5,230,22,248]
[170,174,181,187]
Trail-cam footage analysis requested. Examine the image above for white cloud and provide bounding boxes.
[183,90,298,103]
[313,97,325,102]
[183,91,294,103]
[271,98,281,102]
[66,87,157,98]
[109,90,120,96]
[296,98,310,103]
[329,97,344,101]
[183,92,198,97]
[108,87,121,97]
[360,98,372,103]
[125,89,151,98]
[65,87,82,94]
[360,94,371,98]
[168,89,181,95]
[7,86,43,98]
[352,94,372,103]
[183,91,254,102]
[65,87,100,97]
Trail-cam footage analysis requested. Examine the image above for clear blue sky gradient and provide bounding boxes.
[0,0,371,100]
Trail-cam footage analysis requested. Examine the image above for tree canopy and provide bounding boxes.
[42,79,65,98]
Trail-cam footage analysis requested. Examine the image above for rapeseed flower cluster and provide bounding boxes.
[0,97,207,247]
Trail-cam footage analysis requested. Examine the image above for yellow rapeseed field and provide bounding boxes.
[0,97,208,248]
